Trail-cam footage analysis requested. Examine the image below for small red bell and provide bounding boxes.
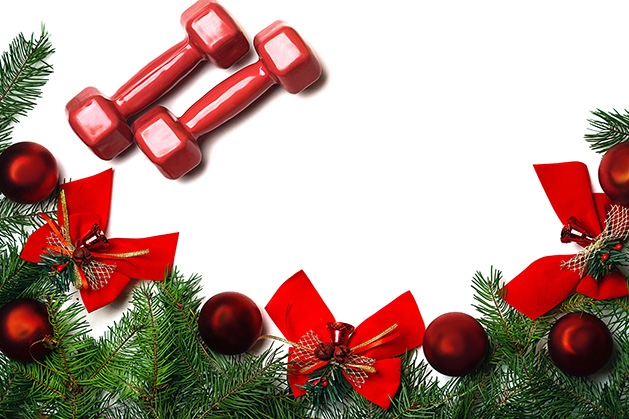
[327,322,355,346]
[560,216,595,247]
[80,224,109,250]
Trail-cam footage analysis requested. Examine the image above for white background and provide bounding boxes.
[2,1,628,357]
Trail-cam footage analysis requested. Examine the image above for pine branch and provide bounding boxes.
[0,245,59,307]
[585,108,629,153]
[472,268,545,365]
[0,25,54,149]
[0,193,57,254]
[86,272,307,418]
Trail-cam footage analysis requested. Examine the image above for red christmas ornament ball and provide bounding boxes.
[548,312,613,376]
[198,292,262,355]
[598,141,629,205]
[423,312,489,376]
[0,141,59,204]
[0,298,54,361]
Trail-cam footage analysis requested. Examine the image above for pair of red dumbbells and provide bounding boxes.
[66,0,322,179]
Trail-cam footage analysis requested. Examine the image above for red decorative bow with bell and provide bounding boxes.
[265,270,425,410]
[504,162,629,319]
[20,169,179,312]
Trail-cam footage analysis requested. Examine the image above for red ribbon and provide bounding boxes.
[20,169,179,312]
[265,270,425,410]
[504,162,629,319]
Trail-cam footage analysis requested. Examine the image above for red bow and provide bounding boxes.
[504,162,629,319]
[265,270,424,410]
[20,169,179,312]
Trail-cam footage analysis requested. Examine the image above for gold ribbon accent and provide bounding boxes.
[351,324,398,353]
[94,250,150,259]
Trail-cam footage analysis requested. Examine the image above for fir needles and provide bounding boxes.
[0,25,54,149]
[585,108,629,153]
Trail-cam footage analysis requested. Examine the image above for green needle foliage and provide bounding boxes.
[585,108,629,153]
[0,25,54,150]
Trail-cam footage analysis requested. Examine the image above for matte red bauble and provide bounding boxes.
[0,298,54,361]
[599,141,629,205]
[548,312,613,376]
[0,141,59,204]
[423,312,489,376]
[198,292,262,355]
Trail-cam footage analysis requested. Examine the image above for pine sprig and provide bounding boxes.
[0,25,54,149]
[0,244,58,308]
[582,241,629,281]
[0,192,56,254]
[585,108,629,153]
[472,268,545,366]
[86,272,308,418]
[303,363,355,413]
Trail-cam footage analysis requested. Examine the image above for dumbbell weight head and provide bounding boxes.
[182,0,250,69]
[133,106,202,180]
[66,86,134,161]
[133,21,322,179]
[254,20,322,94]
[66,0,249,161]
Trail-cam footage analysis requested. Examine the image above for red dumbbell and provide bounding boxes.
[66,0,249,161]
[132,20,322,179]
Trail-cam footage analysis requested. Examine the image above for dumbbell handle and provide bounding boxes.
[114,39,204,118]
[181,60,274,138]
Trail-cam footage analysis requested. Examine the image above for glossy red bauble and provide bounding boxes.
[423,312,489,376]
[599,141,629,205]
[548,312,613,376]
[198,291,262,355]
[0,141,59,204]
[0,298,54,361]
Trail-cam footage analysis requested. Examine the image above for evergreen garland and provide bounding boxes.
[3,28,629,419]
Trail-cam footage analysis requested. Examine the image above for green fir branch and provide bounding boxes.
[0,25,54,149]
[303,363,355,414]
[585,108,629,153]
[37,251,75,293]
[0,192,56,254]
[0,246,58,308]
[472,268,545,366]
[581,241,629,281]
